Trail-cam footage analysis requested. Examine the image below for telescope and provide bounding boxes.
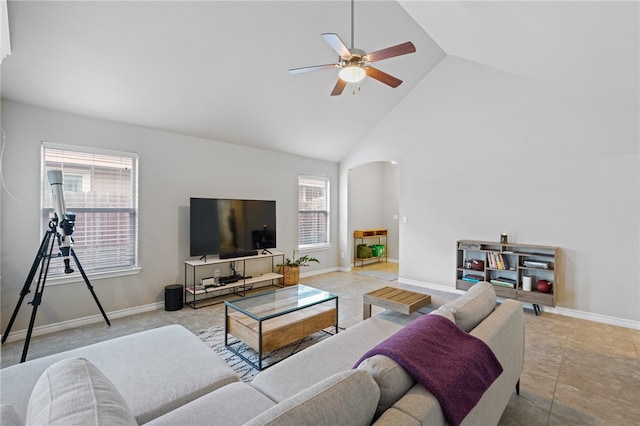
[2,169,110,362]
[47,170,75,274]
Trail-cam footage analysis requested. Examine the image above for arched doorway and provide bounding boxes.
[347,161,399,276]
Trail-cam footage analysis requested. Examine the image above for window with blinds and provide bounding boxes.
[42,143,138,276]
[298,175,330,249]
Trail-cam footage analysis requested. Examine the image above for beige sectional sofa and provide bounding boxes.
[0,282,524,425]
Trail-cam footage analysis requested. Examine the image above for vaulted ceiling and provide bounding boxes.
[1,1,637,163]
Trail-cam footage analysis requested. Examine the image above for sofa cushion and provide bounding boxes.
[440,281,496,332]
[356,354,414,419]
[1,404,24,426]
[25,357,136,426]
[251,316,403,403]
[246,369,380,426]
[147,382,275,426]
[373,407,421,426]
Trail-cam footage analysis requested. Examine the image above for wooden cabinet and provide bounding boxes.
[456,240,559,314]
[353,229,387,268]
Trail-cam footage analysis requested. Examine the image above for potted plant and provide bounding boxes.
[277,250,319,286]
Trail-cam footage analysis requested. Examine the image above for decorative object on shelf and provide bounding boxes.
[357,244,373,259]
[536,280,552,293]
[277,250,320,286]
[471,260,484,271]
[522,276,532,292]
[370,244,385,257]
[500,232,509,244]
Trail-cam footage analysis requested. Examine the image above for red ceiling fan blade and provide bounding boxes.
[288,64,338,75]
[366,41,416,63]
[330,79,347,96]
[322,33,352,59]
[366,67,402,88]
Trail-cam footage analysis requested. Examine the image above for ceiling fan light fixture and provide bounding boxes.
[339,65,366,83]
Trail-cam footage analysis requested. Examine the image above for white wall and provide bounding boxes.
[341,56,640,324]
[0,100,339,334]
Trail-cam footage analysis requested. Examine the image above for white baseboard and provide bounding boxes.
[301,266,340,278]
[398,277,466,295]
[1,302,164,344]
[399,276,640,330]
[540,305,640,330]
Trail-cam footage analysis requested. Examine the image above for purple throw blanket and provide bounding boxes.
[354,314,503,426]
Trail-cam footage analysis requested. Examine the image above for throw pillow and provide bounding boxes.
[428,307,455,322]
[25,357,137,426]
[440,281,496,332]
[245,369,379,426]
[356,354,414,419]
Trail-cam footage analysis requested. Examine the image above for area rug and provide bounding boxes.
[196,325,333,382]
[355,270,398,281]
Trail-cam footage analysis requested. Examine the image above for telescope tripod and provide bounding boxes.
[1,226,111,362]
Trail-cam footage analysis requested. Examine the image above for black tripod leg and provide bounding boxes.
[70,249,111,327]
[2,231,54,344]
[20,232,57,362]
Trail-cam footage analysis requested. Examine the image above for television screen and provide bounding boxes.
[189,198,276,257]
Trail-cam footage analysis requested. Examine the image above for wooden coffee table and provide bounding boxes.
[363,286,431,319]
[225,284,338,370]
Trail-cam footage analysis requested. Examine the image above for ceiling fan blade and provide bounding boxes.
[366,67,403,88]
[322,33,352,59]
[330,79,347,96]
[288,64,338,75]
[366,41,416,63]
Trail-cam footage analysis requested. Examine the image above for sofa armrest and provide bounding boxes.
[463,298,525,425]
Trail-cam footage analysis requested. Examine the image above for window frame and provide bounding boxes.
[41,142,140,284]
[298,175,330,251]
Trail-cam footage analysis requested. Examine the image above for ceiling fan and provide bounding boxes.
[288,0,416,96]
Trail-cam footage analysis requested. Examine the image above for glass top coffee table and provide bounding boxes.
[224,284,338,370]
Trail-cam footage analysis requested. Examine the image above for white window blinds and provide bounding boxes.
[42,143,138,276]
[298,175,330,248]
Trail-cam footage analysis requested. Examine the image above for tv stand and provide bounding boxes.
[261,248,272,255]
[184,251,285,309]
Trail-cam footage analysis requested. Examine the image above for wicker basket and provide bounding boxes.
[278,265,300,286]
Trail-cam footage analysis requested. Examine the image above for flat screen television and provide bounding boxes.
[189,198,276,257]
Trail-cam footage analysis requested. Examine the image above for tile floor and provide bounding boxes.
[1,263,639,425]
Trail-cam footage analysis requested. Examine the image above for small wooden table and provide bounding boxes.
[363,286,431,319]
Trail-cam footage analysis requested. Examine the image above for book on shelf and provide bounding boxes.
[523,260,551,269]
[487,253,495,269]
[487,252,509,270]
[462,274,484,283]
[490,279,515,288]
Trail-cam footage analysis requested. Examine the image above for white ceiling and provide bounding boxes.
[2,1,638,163]
[401,0,639,109]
